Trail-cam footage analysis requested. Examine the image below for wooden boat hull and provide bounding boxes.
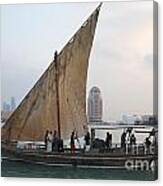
[1,144,157,169]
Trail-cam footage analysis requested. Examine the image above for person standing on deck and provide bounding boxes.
[145,137,151,154]
[52,130,58,152]
[130,133,136,154]
[75,131,81,149]
[47,131,53,152]
[130,133,136,145]
[84,131,91,152]
[109,133,112,148]
[121,131,126,149]
[105,132,110,149]
[70,131,75,154]
[44,130,49,150]
[125,129,131,154]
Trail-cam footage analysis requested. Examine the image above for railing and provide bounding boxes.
[99,143,157,156]
[3,140,157,156]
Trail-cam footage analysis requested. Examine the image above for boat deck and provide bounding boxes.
[2,143,157,169]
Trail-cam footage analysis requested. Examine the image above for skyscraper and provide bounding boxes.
[11,97,16,110]
[2,102,10,112]
[88,86,103,123]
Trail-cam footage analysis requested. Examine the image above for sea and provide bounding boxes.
[1,159,157,180]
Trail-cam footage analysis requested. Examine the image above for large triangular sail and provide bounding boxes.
[2,4,101,141]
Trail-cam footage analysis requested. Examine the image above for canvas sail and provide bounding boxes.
[2,4,101,142]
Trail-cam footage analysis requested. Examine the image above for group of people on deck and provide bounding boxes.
[44,130,62,152]
[121,128,136,151]
[70,130,113,153]
[120,127,157,154]
[44,127,157,154]
[44,129,91,153]
[70,130,91,154]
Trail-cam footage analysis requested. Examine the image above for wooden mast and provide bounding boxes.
[54,51,61,139]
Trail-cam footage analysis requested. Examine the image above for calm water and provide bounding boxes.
[1,159,157,180]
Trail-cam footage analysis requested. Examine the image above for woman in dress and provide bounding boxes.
[47,131,53,152]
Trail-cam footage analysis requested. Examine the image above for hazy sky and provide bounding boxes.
[1,1,154,121]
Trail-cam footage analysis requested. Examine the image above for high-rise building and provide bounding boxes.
[88,86,103,123]
[11,97,16,110]
[2,102,10,112]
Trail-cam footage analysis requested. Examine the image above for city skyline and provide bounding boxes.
[1,1,154,121]
[2,97,16,112]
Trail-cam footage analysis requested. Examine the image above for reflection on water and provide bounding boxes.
[1,159,157,180]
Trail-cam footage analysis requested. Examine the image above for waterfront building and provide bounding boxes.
[88,86,103,123]
[141,115,157,125]
[121,114,142,125]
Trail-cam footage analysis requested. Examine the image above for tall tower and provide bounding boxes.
[11,97,16,110]
[88,86,103,123]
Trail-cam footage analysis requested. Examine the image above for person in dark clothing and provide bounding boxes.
[58,138,64,152]
[145,137,151,147]
[70,131,75,154]
[145,137,151,154]
[105,132,110,149]
[44,130,49,150]
[84,131,90,145]
[121,131,126,150]
[84,131,90,152]
[130,133,136,154]
[109,133,112,148]
[52,130,58,152]
[130,134,136,145]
